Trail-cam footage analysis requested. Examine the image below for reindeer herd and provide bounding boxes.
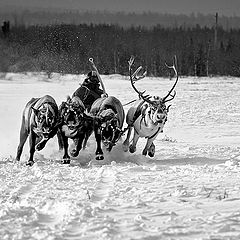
[16,57,179,166]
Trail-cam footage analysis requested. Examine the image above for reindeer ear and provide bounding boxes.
[31,107,39,115]
[67,95,71,103]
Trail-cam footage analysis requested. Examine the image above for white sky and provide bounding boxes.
[1,0,240,16]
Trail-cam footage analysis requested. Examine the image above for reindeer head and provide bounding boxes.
[144,96,167,125]
[60,96,85,130]
[32,103,57,138]
[128,56,179,126]
[98,109,122,151]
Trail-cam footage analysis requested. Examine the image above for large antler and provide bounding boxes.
[89,57,107,95]
[162,55,179,103]
[128,56,155,105]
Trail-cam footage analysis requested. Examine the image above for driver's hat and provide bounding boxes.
[87,71,98,78]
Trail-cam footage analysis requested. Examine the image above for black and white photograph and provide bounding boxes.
[1,0,240,239]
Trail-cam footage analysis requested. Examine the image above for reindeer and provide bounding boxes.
[58,96,94,164]
[122,56,179,157]
[90,96,125,160]
[16,95,59,166]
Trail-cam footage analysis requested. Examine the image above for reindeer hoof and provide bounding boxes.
[148,144,155,157]
[96,154,104,161]
[61,159,70,164]
[70,149,79,157]
[35,140,47,151]
[129,144,136,153]
[26,160,34,166]
[142,149,147,156]
[148,151,155,157]
[63,154,70,159]
[106,145,113,152]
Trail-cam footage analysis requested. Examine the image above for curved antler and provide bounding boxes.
[89,57,107,95]
[128,56,154,105]
[162,55,179,103]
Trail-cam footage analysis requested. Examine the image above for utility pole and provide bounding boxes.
[214,12,218,50]
[206,40,211,76]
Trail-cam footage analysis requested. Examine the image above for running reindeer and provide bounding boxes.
[90,96,125,160]
[122,56,179,157]
[58,95,94,164]
[16,95,59,166]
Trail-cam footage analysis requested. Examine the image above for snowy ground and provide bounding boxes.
[0,72,240,240]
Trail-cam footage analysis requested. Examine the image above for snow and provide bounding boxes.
[0,72,240,239]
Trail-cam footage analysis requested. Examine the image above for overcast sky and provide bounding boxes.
[1,0,240,16]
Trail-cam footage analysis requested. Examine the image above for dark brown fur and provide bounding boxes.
[89,96,125,160]
[16,95,59,166]
[58,96,94,164]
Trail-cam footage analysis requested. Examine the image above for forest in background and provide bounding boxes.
[1,9,240,30]
[0,22,240,77]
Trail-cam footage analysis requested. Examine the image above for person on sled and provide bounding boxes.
[72,71,105,111]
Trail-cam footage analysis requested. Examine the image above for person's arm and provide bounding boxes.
[89,58,107,95]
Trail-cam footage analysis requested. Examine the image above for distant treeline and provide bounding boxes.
[0,23,240,77]
[1,9,240,30]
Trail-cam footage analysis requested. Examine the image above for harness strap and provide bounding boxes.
[148,126,162,139]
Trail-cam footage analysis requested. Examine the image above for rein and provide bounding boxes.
[123,99,138,106]
[148,126,162,139]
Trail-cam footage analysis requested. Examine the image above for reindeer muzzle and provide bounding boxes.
[67,121,79,130]
[42,129,50,138]
[156,114,167,124]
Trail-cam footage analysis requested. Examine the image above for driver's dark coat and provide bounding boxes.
[73,83,104,111]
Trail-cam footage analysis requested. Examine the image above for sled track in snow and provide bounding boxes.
[63,166,117,240]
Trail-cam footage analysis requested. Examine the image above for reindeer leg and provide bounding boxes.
[57,129,64,150]
[75,136,84,156]
[122,126,132,152]
[36,124,58,151]
[70,138,78,157]
[148,142,155,157]
[95,128,104,160]
[16,120,28,161]
[71,136,84,157]
[35,137,48,151]
[142,138,155,156]
[82,135,89,150]
[129,130,139,153]
[83,129,93,150]
[26,130,36,166]
[61,133,70,164]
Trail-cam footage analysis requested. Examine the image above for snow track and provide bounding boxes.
[63,166,117,240]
